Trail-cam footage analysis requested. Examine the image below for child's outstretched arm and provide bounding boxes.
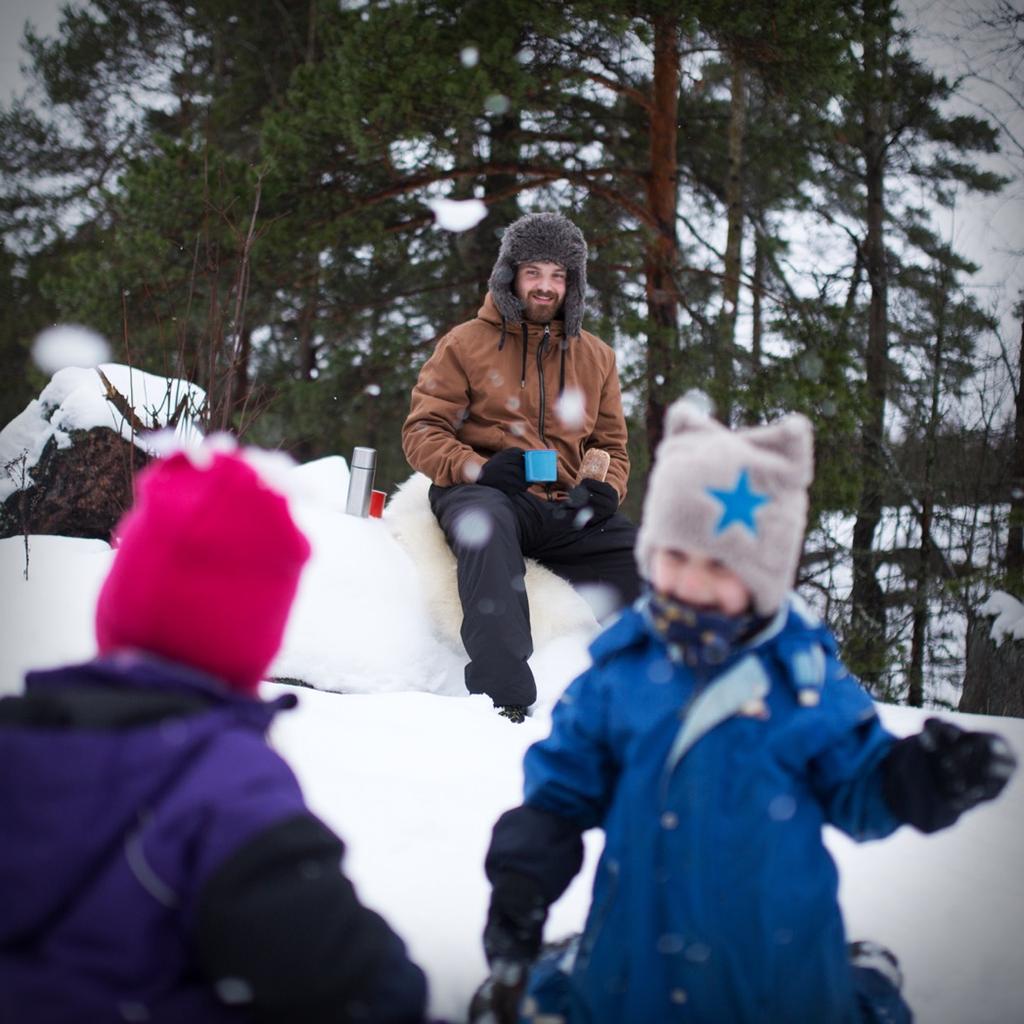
[881,717,1017,833]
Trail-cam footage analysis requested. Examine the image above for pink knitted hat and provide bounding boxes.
[95,449,311,693]
[636,401,814,615]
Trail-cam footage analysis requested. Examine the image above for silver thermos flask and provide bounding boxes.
[345,446,377,517]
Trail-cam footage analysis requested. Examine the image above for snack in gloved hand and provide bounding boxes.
[576,448,610,484]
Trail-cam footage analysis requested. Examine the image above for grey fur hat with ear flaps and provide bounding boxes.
[487,212,588,339]
[635,400,815,616]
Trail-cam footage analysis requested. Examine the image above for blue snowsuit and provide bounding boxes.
[492,595,905,1023]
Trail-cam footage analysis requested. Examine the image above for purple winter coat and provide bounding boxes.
[0,653,427,1024]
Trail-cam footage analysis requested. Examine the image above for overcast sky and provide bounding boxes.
[0,0,61,102]
[903,2,1023,289]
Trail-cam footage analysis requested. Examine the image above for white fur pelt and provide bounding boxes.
[384,473,599,653]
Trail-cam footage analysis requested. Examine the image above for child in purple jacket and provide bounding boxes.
[0,448,427,1023]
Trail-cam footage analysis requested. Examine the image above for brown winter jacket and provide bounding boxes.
[402,292,630,500]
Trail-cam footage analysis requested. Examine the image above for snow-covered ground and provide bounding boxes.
[2,468,1023,1023]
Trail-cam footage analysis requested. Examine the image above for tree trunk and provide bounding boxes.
[908,262,946,707]
[714,54,747,425]
[961,613,1024,718]
[643,14,682,456]
[740,229,765,426]
[455,111,521,319]
[297,256,320,381]
[1006,308,1024,583]
[849,0,892,691]
[232,324,252,427]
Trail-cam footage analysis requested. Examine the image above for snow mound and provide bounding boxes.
[271,482,463,696]
[0,364,204,501]
[0,536,112,693]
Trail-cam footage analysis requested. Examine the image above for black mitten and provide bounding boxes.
[565,478,618,525]
[882,717,1017,833]
[467,960,528,1024]
[477,448,528,496]
[483,871,548,968]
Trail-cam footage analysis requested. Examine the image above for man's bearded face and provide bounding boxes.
[514,261,567,324]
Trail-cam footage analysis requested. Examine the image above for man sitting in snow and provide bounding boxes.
[474,401,1017,1024]
[0,448,428,1023]
[402,212,640,723]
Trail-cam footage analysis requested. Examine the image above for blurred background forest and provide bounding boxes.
[1,0,1022,708]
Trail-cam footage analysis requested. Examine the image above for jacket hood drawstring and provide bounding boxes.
[497,318,568,395]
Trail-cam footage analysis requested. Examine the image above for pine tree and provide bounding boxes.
[814,0,1005,690]
[894,235,996,704]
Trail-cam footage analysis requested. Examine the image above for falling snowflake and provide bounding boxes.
[680,388,714,417]
[453,508,493,548]
[32,325,110,374]
[484,93,511,115]
[426,197,488,232]
[555,387,586,428]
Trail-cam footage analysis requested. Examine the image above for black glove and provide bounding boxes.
[565,478,619,526]
[467,960,528,1024]
[474,873,547,1024]
[477,448,528,496]
[483,872,548,968]
[882,717,1017,833]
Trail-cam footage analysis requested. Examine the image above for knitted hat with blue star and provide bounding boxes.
[635,400,814,615]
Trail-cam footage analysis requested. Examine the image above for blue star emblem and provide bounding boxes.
[707,469,770,536]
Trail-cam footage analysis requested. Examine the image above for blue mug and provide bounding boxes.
[524,449,558,483]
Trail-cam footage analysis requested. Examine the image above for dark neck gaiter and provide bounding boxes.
[640,588,767,671]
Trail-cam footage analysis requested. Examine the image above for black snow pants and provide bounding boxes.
[428,483,641,707]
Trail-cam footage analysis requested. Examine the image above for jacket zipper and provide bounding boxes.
[537,325,549,444]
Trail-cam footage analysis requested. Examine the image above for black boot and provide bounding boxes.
[496,704,528,724]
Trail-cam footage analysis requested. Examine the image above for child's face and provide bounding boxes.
[650,547,752,616]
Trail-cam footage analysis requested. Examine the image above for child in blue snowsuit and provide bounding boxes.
[475,402,1016,1024]
[0,449,428,1024]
